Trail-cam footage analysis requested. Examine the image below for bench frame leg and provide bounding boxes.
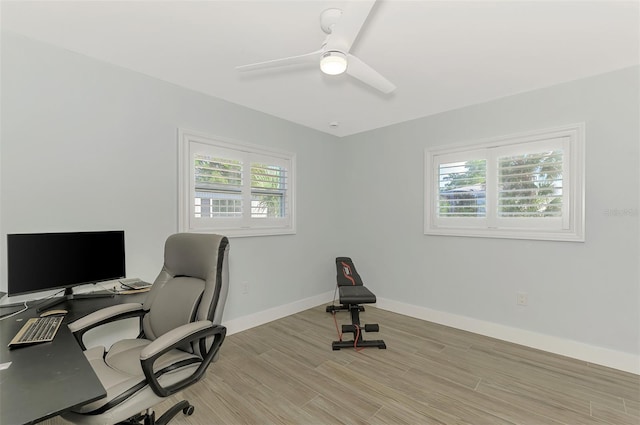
[326,304,364,313]
[331,303,386,350]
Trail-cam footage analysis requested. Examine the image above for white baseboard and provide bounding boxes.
[375,297,640,375]
[222,291,334,336]
[218,292,638,375]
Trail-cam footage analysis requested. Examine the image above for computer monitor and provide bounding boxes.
[7,230,126,310]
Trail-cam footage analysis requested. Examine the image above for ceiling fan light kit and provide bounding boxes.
[236,0,396,94]
[320,51,347,75]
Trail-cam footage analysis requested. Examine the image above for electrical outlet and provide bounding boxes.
[242,281,249,295]
[517,292,528,306]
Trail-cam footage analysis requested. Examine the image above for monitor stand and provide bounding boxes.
[36,287,114,313]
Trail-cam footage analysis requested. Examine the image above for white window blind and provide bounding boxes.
[179,130,296,237]
[250,161,288,219]
[438,159,487,218]
[194,155,243,218]
[497,150,563,218]
[425,124,584,241]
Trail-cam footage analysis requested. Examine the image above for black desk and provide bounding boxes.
[0,293,146,424]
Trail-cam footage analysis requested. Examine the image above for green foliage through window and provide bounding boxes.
[498,150,563,217]
[250,163,287,218]
[438,160,487,217]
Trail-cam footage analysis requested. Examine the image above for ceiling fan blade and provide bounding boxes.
[325,0,376,53]
[346,54,396,94]
[236,49,323,72]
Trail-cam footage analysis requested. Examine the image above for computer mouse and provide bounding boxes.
[40,309,68,317]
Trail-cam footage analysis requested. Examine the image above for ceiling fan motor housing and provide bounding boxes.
[320,8,343,34]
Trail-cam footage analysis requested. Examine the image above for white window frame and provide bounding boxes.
[425,123,585,241]
[179,129,296,237]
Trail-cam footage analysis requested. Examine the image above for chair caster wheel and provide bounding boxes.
[183,405,195,416]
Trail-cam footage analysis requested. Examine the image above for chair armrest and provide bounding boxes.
[69,303,146,350]
[140,321,226,397]
[140,321,213,360]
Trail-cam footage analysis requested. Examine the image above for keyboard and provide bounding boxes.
[8,316,64,347]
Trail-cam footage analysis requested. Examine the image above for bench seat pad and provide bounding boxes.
[339,285,376,304]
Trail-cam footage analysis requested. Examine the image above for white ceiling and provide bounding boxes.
[2,0,639,137]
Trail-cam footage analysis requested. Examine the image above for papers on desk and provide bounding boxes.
[118,279,152,294]
[119,287,151,295]
[0,362,11,371]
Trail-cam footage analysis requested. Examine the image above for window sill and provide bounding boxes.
[183,226,296,238]
[425,226,584,242]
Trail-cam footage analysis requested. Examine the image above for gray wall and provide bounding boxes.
[339,66,640,356]
[0,33,341,321]
[2,33,638,359]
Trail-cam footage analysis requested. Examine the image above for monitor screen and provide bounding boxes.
[7,231,126,296]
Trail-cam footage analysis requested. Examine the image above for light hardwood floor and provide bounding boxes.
[46,306,639,425]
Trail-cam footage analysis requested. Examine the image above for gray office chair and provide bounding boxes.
[63,233,229,425]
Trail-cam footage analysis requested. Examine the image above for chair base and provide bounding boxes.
[118,401,194,425]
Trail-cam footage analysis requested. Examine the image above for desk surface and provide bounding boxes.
[0,294,146,425]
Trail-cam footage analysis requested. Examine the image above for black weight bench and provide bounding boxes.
[326,257,386,350]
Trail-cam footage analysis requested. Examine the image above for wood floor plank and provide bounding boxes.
[591,401,640,425]
[368,402,465,425]
[444,343,632,413]
[260,349,383,418]
[242,383,319,425]
[489,342,640,402]
[476,378,606,425]
[398,366,568,425]
[625,399,640,418]
[352,351,482,391]
[301,395,371,425]
[41,305,639,425]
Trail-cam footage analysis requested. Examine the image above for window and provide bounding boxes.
[179,130,295,237]
[425,124,584,241]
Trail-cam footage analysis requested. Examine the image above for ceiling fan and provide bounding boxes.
[235,0,396,94]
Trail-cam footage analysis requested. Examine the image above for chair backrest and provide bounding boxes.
[142,233,229,353]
